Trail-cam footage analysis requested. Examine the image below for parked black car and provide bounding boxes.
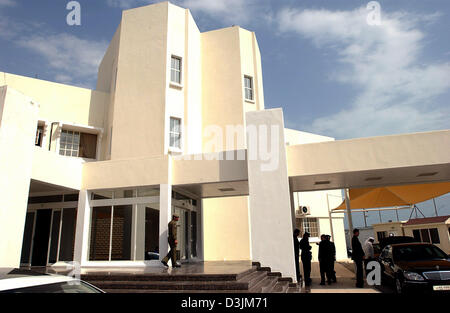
[379,243,450,293]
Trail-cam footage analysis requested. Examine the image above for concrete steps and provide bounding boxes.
[83,262,300,293]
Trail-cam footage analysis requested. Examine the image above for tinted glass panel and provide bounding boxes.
[89,207,111,261]
[48,211,61,264]
[20,212,35,264]
[59,208,77,261]
[429,228,440,244]
[111,205,132,260]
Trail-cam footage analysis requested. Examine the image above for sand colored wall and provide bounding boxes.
[81,155,170,190]
[202,196,251,261]
[110,2,169,159]
[201,27,244,152]
[0,72,108,128]
[403,223,450,254]
[0,87,39,267]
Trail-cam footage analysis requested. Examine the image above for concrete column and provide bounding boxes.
[0,86,39,268]
[74,189,92,266]
[345,189,354,245]
[159,184,172,261]
[132,204,146,260]
[245,108,297,281]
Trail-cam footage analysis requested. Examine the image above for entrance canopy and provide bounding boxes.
[333,182,450,211]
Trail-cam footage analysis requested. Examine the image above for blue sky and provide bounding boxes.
[0,0,449,225]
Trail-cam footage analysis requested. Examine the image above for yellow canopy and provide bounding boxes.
[334,182,450,211]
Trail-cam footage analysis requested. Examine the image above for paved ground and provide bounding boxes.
[300,261,381,293]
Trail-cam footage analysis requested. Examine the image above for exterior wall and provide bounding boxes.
[284,128,334,146]
[184,11,202,155]
[0,72,109,161]
[202,196,251,261]
[201,26,263,152]
[96,23,121,160]
[0,87,39,267]
[110,2,169,159]
[246,108,296,281]
[403,223,450,254]
[372,222,405,240]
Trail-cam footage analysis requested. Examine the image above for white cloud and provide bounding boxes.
[17,33,108,87]
[0,0,16,7]
[105,0,268,26]
[277,7,450,139]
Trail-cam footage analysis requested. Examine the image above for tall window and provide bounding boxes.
[60,129,97,159]
[170,56,182,84]
[413,228,440,244]
[60,130,80,157]
[296,217,319,237]
[169,117,181,149]
[244,75,254,101]
[35,125,44,147]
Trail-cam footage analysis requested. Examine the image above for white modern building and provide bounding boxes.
[1,2,449,282]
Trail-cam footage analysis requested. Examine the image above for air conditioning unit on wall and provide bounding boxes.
[296,206,311,216]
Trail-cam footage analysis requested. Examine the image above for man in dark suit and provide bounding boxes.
[351,228,365,288]
[299,232,312,286]
[318,234,333,285]
[327,235,337,283]
[293,229,302,283]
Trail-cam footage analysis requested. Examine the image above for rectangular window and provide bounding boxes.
[170,56,182,84]
[429,228,440,244]
[377,231,388,242]
[35,125,44,147]
[296,217,319,238]
[412,229,421,242]
[59,130,97,159]
[169,117,181,149]
[59,130,80,157]
[244,75,254,101]
[420,228,430,243]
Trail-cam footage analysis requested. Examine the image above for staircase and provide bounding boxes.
[82,262,301,293]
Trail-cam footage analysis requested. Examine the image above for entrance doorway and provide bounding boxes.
[174,205,197,262]
[21,208,77,267]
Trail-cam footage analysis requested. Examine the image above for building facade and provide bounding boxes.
[1,2,449,282]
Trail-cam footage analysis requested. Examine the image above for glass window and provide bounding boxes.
[420,229,431,243]
[48,211,61,264]
[296,217,319,237]
[377,231,387,242]
[169,117,181,149]
[111,205,132,261]
[59,208,77,261]
[35,125,44,147]
[244,75,254,101]
[170,56,182,84]
[89,207,112,261]
[59,130,80,157]
[412,229,421,242]
[429,228,440,244]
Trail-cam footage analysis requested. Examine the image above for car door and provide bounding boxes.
[380,245,395,281]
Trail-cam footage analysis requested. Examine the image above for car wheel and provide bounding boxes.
[395,277,404,294]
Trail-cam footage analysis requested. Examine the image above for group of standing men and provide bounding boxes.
[293,230,336,286]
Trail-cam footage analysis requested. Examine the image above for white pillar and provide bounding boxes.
[345,189,354,245]
[246,108,297,282]
[132,204,146,260]
[159,184,172,261]
[74,190,92,266]
[0,87,39,268]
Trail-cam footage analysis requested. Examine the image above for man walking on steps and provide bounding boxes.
[161,213,180,268]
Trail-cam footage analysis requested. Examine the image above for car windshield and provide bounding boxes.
[3,281,101,293]
[393,245,447,261]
